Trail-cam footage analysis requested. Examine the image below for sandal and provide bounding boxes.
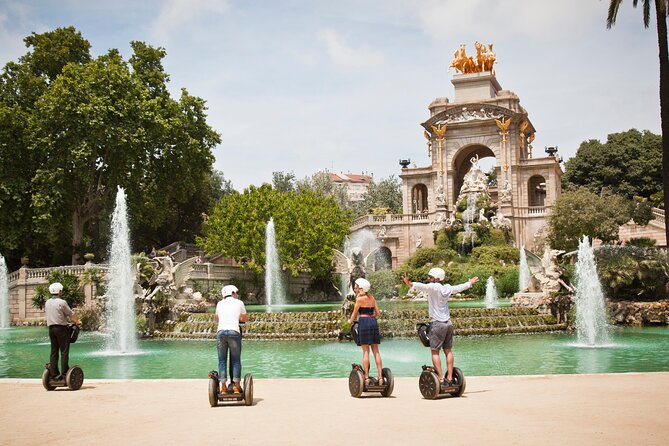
[378,377,384,386]
[364,377,371,386]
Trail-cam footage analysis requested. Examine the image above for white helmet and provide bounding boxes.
[354,278,371,293]
[221,285,239,297]
[48,282,64,294]
[427,267,445,281]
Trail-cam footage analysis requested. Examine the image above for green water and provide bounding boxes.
[2,326,668,379]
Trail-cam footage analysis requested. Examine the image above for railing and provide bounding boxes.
[350,213,432,230]
[527,206,546,215]
[652,207,665,225]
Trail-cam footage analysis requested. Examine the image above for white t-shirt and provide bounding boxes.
[411,281,472,322]
[215,297,247,333]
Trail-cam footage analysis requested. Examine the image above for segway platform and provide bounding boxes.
[42,363,84,391]
[418,365,466,399]
[208,371,253,406]
[348,363,394,398]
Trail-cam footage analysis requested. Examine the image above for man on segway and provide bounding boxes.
[45,282,81,381]
[402,268,478,387]
[215,285,247,394]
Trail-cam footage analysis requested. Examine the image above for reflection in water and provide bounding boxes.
[1,326,668,379]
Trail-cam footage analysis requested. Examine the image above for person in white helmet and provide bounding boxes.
[402,268,478,387]
[215,284,247,393]
[44,282,81,380]
[347,277,384,385]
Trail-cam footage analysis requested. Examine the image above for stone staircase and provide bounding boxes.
[155,306,566,340]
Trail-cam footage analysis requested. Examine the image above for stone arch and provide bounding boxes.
[372,247,392,271]
[528,175,546,207]
[452,144,496,204]
[411,184,429,213]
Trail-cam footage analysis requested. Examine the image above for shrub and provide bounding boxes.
[406,247,456,268]
[32,270,85,310]
[470,245,519,265]
[367,269,398,300]
[77,302,103,331]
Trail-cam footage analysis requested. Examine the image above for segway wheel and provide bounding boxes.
[42,368,55,391]
[380,368,394,397]
[66,366,84,391]
[243,374,253,406]
[419,369,440,399]
[208,377,219,407]
[348,368,364,398]
[449,367,466,397]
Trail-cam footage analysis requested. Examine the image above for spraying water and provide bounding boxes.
[340,229,381,297]
[484,276,498,308]
[105,187,138,353]
[0,254,9,328]
[574,235,611,347]
[518,245,531,292]
[265,218,286,309]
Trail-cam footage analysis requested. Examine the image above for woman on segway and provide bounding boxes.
[347,278,383,386]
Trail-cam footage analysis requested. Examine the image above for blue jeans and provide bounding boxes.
[217,330,242,382]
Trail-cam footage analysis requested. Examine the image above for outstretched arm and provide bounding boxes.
[401,273,412,288]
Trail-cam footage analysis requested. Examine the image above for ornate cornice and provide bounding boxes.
[422,103,517,133]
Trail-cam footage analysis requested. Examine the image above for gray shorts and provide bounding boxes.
[429,320,454,350]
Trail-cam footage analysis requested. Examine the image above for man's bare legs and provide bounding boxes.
[431,347,454,382]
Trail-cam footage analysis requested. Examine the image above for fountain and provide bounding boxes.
[484,276,498,308]
[104,187,138,354]
[265,218,286,309]
[0,254,9,328]
[334,228,381,298]
[574,236,611,347]
[518,245,531,292]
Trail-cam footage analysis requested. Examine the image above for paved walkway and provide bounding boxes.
[2,373,669,445]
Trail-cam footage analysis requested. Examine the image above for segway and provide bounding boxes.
[348,322,394,398]
[208,371,253,407]
[42,364,84,391]
[42,324,84,391]
[416,322,466,399]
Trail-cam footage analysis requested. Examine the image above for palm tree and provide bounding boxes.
[607,0,668,245]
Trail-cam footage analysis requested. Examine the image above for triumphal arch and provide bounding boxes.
[350,43,562,267]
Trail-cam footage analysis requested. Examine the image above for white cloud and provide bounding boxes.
[150,0,231,42]
[319,28,385,69]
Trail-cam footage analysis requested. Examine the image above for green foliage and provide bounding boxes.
[350,175,403,217]
[79,266,107,297]
[406,247,457,268]
[136,314,148,334]
[548,188,632,251]
[31,269,84,310]
[77,302,102,331]
[469,245,519,265]
[272,171,296,192]
[367,269,398,300]
[562,129,662,200]
[0,27,220,267]
[594,246,669,300]
[626,237,657,248]
[198,184,352,280]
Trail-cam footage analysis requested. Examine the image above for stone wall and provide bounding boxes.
[608,300,669,326]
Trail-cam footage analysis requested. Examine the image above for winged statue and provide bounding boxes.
[142,256,198,301]
[332,247,381,297]
[523,248,573,295]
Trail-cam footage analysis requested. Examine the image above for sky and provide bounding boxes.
[0,0,662,190]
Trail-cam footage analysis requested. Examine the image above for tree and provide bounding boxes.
[607,0,669,244]
[295,171,349,208]
[547,188,633,251]
[272,171,296,192]
[198,184,352,279]
[562,129,662,199]
[350,175,403,217]
[0,28,220,267]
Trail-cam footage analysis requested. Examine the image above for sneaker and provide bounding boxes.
[442,378,453,387]
[233,384,242,393]
[220,382,228,394]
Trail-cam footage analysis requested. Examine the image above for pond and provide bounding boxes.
[1,325,668,379]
